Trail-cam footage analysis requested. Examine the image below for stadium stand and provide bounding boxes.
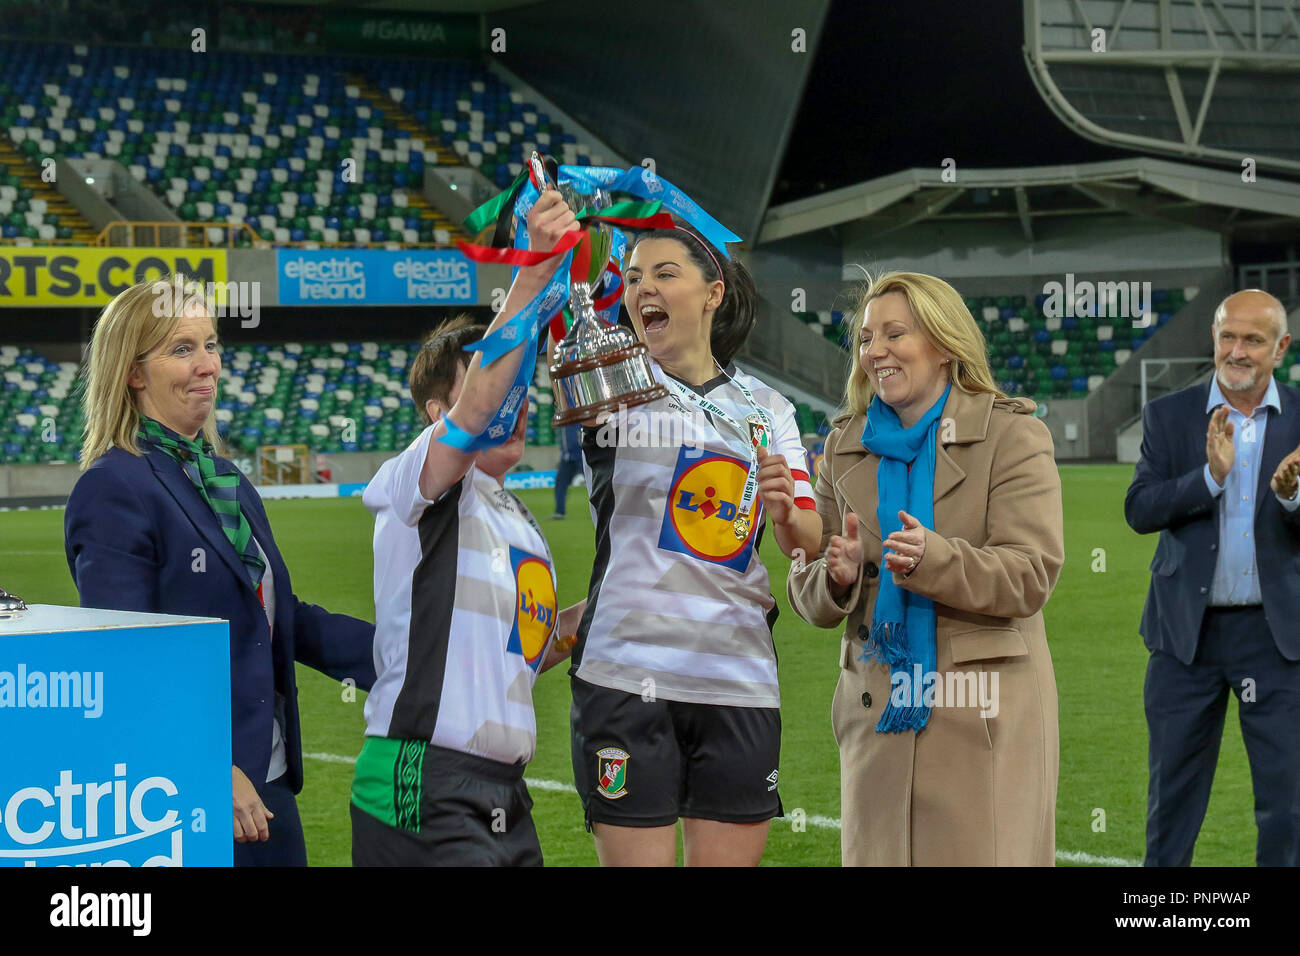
[0,40,605,246]
[0,134,96,242]
[782,284,1300,403]
[0,344,82,464]
[0,340,574,464]
[371,62,598,191]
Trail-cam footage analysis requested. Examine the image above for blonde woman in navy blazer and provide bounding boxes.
[65,278,375,867]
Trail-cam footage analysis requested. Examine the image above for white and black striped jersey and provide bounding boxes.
[363,424,558,765]
[574,361,815,708]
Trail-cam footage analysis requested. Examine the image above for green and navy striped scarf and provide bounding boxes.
[137,417,265,588]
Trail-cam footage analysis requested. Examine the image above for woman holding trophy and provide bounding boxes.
[556,213,822,866]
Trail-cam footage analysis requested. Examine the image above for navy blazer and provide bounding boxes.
[65,445,376,793]
[1124,380,1300,663]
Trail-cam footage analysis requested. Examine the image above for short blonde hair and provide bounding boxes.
[841,271,1005,417]
[80,276,220,470]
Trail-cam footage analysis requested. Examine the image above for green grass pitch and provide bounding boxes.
[1,464,1260,865]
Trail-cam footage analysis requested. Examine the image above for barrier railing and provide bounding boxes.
[86,220,455,250]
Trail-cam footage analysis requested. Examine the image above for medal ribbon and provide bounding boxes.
[659,370,772,531]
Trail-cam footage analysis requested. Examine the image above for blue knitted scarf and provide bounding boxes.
[859,383,950,732]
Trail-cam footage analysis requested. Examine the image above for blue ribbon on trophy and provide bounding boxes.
[448,157,728,450]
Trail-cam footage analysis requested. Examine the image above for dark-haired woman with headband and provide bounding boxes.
[566,222,821,866]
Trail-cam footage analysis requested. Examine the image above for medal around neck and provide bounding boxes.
[0,586,28,622]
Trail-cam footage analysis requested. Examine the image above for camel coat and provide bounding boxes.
[788,387,1064,866]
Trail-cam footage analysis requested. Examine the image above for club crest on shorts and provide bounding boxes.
[595,747,629,799]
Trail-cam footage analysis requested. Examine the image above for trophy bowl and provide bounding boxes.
[550,282,668,427]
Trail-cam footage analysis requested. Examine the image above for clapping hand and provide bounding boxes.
[1206,405,1235,486]
[1271,445,1300,501]
[827,512,864,595]
[882,510,926,577]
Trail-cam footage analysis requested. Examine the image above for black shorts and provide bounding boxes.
[570,675,783,828]
[350,740,542,867]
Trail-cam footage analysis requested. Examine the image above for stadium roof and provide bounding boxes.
[759,157,1300,245]
[1024,0,1300,174]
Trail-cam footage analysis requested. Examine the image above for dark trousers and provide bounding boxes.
[1145,606,1300,866]
[232,774,308,867]
[554,457,583,515]
[351,746,542,867]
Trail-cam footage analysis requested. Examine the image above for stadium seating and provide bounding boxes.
[9,327,1299,465]
[0,345,82,464]
[0,136,96,241]
[0,41,608,246]
[0,340,560,466]
[790,286,1243,402]
[210,340,563,455]
[369,62,603,191]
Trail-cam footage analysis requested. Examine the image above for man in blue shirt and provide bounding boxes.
[551,422,584,519]
[1126,289,1300,866]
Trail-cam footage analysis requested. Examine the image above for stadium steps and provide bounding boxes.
[346,73,463,243]
[0,137,97,242]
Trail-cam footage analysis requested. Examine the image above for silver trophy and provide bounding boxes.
[539,154,667,426]
[0,586,28,621]
[551,282,669,426]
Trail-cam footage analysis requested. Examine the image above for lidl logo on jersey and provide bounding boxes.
[658,446,757,572]
[507,546,557,673]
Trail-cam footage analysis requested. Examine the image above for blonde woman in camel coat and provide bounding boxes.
[788,272,1064,866]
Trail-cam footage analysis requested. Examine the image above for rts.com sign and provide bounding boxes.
[0,607,232,867]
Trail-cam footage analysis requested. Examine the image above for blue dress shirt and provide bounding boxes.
[1203,376,1300,605]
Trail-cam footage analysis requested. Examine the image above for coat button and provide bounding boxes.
[1199,587,1208,594]
[861,691,872,709]
[1209,544,1217,551]
[864,562,879,579]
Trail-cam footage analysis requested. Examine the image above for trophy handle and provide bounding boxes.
[529,150,558,192]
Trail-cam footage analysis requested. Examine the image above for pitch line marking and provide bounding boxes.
[304,752,1140,866]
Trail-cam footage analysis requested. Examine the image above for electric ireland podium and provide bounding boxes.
[0,605,232,867]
